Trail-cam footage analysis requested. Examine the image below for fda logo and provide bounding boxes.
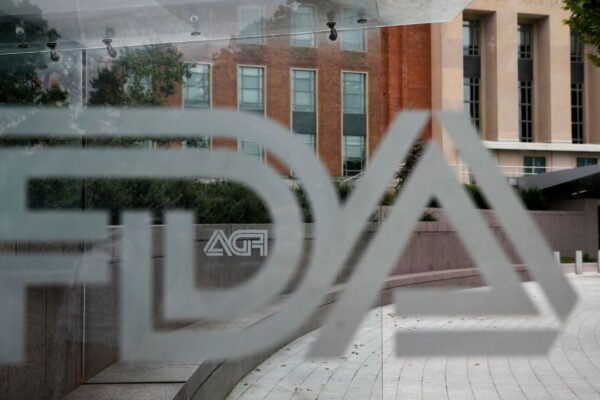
[204,229,268,257]
[0,107,577,364]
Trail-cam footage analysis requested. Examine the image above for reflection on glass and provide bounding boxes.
[343,72,367,176]
[292,69,317,152]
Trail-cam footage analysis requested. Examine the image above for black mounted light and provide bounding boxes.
[103,38,117,58]
[327,21,338,41]
[46,42,59,62]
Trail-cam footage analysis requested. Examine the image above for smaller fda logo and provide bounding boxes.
[203,229,268,257]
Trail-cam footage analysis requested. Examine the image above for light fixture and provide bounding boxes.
[357,7,368,24]
[103,38,117,58]
[16,23,28,48]
[190,15,201,36]
[327,21,337,41]
[46,42,60,62]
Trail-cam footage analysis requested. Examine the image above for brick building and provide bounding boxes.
[156,11,432,177]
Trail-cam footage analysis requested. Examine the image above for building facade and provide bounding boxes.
[431,0,600,180]
[161,23,431,178]
[82,0,599,180]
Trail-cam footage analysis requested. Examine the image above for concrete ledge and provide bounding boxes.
[64,265,532,400]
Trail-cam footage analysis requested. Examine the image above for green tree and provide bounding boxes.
[0,1,69,106]
[88,44,191,106]
[564,0,600,66]
[395,140,423,193]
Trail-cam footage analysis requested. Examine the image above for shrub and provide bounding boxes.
[420,212,437,222]
[464,184,490,209]
[516,187,548,210]
[29,179,271,224]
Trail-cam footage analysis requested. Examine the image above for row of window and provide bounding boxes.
[183,64,368,176]
[239,4,366,51]
[462,20,585,144]
[523,156,597,175]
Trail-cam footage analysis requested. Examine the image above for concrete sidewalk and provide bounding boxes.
[227,274,600,400]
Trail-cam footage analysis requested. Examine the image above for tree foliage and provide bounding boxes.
[88,44,191,106]
[395,140,423,192]
[564,0,600,66]
[29,180,271,225]
[0,1,69,106]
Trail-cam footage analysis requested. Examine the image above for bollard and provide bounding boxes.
[575,250,583,275]
[554,251,561,267]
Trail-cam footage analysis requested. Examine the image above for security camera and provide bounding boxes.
[15,25,25,36]
[327,21,337,41]
[47,42,60,62]
[103,38,117,58]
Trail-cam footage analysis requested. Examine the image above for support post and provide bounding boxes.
[575,250,583,275]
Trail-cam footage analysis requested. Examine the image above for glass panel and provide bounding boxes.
[2,3,596,399]
[519,80,533,142]
[240,140,263,158]
[518,24,533,59]
[239,66,265,112]
[184,64,210,108]
[571,83,584,144]
[343,72,366,115]
[343,135,366,176]
[291,5,316,47]
[238,4,265,45]
[463,77,480,130]
[570,30,583,63]
[341,8,366,51]
[577,158,597,167]
[463,20,480,56]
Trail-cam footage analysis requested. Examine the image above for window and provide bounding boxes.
[343,136,365,176]
[240,141,263,158]
[577,158,597,168]
[519,80,533,142]
[343,72,367,176]
[238,5,264,45]
[463,20,480,56]
[182,138,210,149]
[291,5,315,47]
[571,30,584,144]
[571,31,583,63]
[463,78,480,130]
[291,69,317,152]
[184,64,210,108]
[340,9,365,51]
[463,19,481,133]
[518,24,532,60]
[571,83,584,144]
[238,66,264,113]
[183,64,211,147]
[238,66,265,158]
[518,24,534,143]
[524,156,546,175]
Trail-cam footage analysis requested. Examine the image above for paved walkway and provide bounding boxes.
[227,274,600,400]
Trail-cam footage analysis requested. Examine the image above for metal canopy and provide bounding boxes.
[517,164,600,198]
[0,0,471,54]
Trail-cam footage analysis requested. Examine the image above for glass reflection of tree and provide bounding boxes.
[88,44,191,107]
[0,0,69,106]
